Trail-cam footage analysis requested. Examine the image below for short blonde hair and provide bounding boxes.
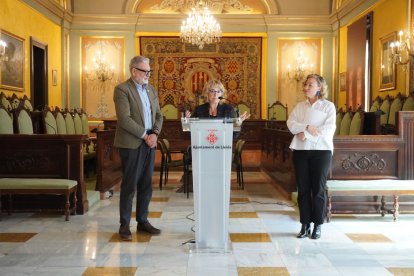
[203,79,226,97]
[305,74,328,99]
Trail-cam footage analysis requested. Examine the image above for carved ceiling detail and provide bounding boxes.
[150,0,253,14]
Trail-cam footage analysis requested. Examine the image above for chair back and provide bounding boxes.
[379,96,391,125]
[349,109,364,135]
[233,139,245,164]
[0,92,12,111]
[54,110,67,134]
[161,104,179,119]
[16,107,34,134]
[237,101,250,117]
[339,111,352,135]
[9,93,20,110]
[162,138,172,161]
[268,101,287,121]
[73,112,83,134]
[43,109,58,134]
[387,93,403,126]
[80,111,90,135]
[402,93,414,111]
[0,105,13,134]
[64,112,76,134]
[370,96,382,112]
[22,95,33,111]
[335,110,343,135]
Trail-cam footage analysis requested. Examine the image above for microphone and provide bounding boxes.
[218,96,239,117]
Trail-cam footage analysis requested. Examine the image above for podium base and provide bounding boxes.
[188,242,232,254]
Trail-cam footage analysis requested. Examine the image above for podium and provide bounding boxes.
[182,118,240,252]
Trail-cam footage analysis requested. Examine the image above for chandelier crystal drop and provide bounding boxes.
[180,1,222,50]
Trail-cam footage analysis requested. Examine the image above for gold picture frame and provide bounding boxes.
[0,29,24,91]
[52,69,57,86]
[380,32,396,91]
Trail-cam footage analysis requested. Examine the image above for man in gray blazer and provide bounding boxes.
[114,56,163,241]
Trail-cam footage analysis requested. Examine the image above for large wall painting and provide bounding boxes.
[139,36,262,119]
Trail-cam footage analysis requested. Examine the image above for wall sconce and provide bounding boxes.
[287,48,314,82]
[0,39,7,63]
[390,30,411,71]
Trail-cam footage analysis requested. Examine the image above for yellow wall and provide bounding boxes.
[337,0,407,109]
[0,0,62,106]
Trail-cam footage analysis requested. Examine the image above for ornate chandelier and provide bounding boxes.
[180,0,222,50]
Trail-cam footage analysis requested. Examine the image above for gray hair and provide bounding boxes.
[129,56,149,74]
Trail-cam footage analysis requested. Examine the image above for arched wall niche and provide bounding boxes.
[124,0,279,15]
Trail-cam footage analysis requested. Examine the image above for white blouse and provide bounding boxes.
[287,98,336,153]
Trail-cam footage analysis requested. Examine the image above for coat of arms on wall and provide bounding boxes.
[140,36,262,119]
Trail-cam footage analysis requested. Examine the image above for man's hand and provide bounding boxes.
[144,134,157,148]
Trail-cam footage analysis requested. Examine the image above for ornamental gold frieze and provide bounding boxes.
[341,153,386,172]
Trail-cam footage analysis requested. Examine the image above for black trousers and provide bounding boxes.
[119,144,155,227]
[292,150,332,225]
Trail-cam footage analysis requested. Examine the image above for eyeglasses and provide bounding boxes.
[208,89,223,94]
[303,82,318,88]
[134,67,152,76]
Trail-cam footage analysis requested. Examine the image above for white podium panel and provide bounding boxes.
[188,119,233,252]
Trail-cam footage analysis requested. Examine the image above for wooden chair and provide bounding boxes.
[43,107,58,134]
[237,101,250,117]
[379,95,392,126]
[0,105,13,134]
[338,110,352,135]
[14,104,34,134]
[349,108,364,135]
[0,92,12,111]
[268,101,288,121]
[158,138,184,190]
[369,96,383,112]
[161,104,179,119]
[335,108,344,135]
[54,108,67,134]
[232,139,246,189]
[402,92,414,111]
[22,95,33,111]
[382,93,404,134]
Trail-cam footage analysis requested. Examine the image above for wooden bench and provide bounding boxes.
[326,179,414,222]
[0,178,77,221]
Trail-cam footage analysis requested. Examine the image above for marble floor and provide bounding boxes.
[1,171,414,275]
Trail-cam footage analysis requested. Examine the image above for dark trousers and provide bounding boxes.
[292,150,332,225]
[119,144,155,227]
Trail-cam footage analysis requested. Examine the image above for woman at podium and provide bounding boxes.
[185,79,250,122]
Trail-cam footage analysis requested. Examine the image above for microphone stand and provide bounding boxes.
[218,96,240,117]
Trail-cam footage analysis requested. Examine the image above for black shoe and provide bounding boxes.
[137,221,161,235]
[118,225,132,241]
[311,224,321,239]
[296,223,311,238]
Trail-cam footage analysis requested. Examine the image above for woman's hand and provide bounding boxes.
[239,111,251,122]
[185,110,191,118]
[297,132,306,141]
[306,125,319,136]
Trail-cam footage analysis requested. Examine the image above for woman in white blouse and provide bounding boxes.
[287,74,336,239]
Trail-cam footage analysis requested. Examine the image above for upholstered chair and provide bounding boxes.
[0,105,14,134]
[382,93,404,134]
[43,108,58,134]
[339,111,352,135]
[402,93,414,111]
[379,96,391,126]
[161,104,179,119]
[15,107,34,134]
[0,92,12,111]
[232,139,246,189]
[237,101,251,118]
[268,101,288,121]
[22,95,34,111]
[73,112,83,134]
[369,96,383,112]
[54,110,67,134]
[64,111,76,134]
[158,138,185,190]
[9,93,20,110]
[335,109,344,135]
[349,109,364,135]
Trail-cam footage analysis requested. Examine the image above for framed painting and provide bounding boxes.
[52,69,57,86]
[339,72,346,91]
[0,29,24,91]
[379,32,396,91]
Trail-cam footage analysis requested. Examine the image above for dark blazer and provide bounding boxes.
[113,78,163,149]
[191,103,236,118]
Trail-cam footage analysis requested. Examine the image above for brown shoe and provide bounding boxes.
[119,225,132,241]
[137,221,161,235]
